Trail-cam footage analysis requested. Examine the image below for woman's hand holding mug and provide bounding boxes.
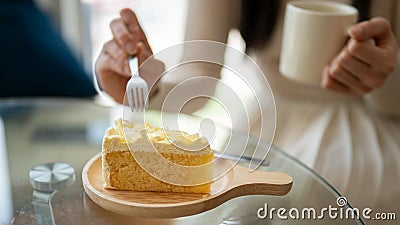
[322,17,398,95]
[280,1,398,96]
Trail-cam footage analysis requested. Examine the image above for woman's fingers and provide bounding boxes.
[95,8,161,103]
[95,52,129,103]
[102,40,130,76]
[347,38,377,65]
[323,44,372,94]
[333,46,375,92]
[349,17,393,45]
[97,47,127,79]
[136,42,152,64]
[337,45,370,77]
[321,67,354,95]
[120,9,152,52]
[347,39,397,88]
[110,8,152,57]
[110,18,137,55]
[103,40,126,62]
[347,17,398,88]
[323,17,398,95]
[328,61,372,94]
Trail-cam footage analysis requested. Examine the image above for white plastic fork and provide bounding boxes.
[126,56,148,112]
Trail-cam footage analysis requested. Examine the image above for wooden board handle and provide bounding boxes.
[229,165,293,196]
[187,164,293,218]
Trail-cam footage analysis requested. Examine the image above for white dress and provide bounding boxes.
[254,0,400,214]
[150,0,400,217]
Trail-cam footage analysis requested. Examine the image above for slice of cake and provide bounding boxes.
[102,119,214,194]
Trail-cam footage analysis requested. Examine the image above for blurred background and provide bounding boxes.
[34,0,189,76]
[0,0,261,139]
[32,0,253,127]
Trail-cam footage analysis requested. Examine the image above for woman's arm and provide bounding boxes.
[149,0,236,112]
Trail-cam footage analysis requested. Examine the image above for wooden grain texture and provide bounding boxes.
[82,153,292,219]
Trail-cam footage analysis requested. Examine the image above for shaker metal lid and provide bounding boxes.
[29,162,75,192]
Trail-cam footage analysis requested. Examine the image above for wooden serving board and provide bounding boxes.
[82,153,292,219]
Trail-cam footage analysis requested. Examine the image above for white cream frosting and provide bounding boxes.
[103,119,210,153]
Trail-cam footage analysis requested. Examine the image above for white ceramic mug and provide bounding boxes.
[279,0,358,86]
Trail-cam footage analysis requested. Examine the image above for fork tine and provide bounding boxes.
[138,87,144,111]
[133,87,139,112]
[127,86,134,112]
[126,56,149,113]
[131,88,136,112]
[143,88,149,109]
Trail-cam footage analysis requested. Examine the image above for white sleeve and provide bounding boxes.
[148,0,235,113]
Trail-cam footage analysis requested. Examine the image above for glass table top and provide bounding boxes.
[0,99,364,225]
